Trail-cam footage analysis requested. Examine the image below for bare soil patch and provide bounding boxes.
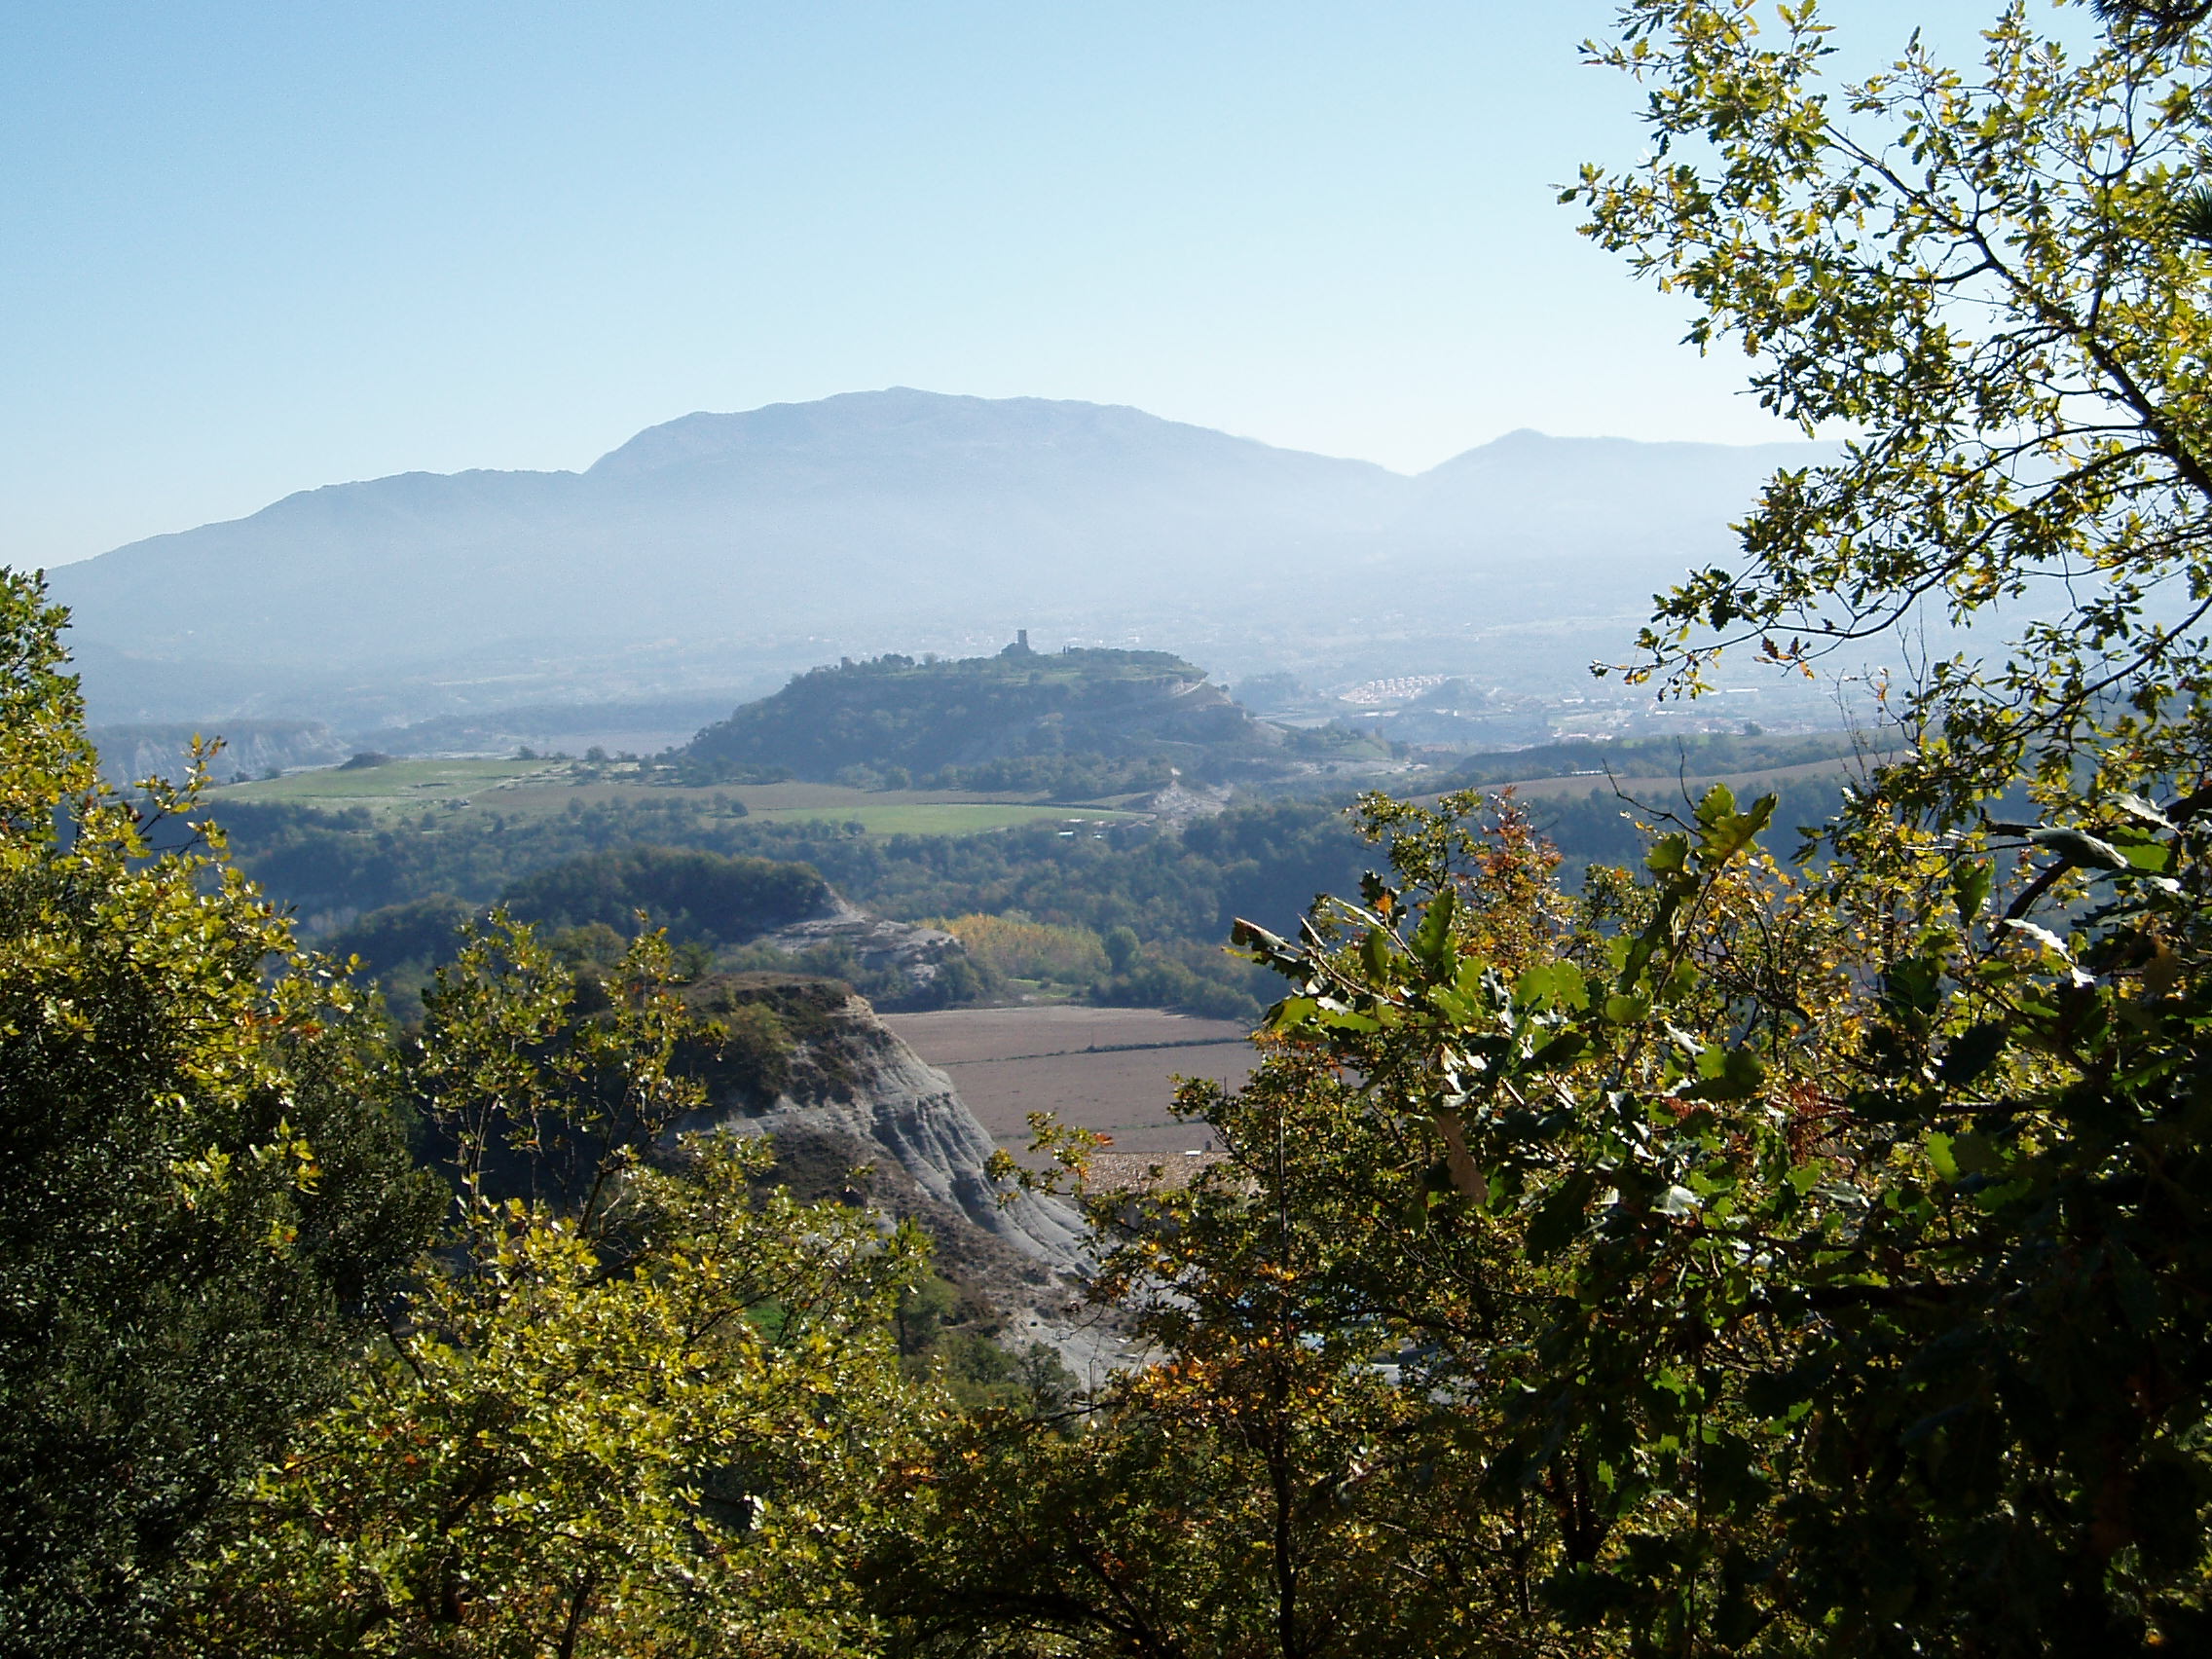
[884,1006,1258,1159]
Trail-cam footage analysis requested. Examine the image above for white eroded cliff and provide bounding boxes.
[683,988,1089,1272]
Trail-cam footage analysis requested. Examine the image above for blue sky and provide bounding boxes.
[4,0,2019,565]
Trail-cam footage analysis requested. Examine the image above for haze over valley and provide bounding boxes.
[24,3,2187,1649]
[50,387,1832,745]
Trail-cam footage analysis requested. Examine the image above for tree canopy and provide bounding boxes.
[866,6,2212,1653]
[1574,0,2212,813]
[0,571,435,1656]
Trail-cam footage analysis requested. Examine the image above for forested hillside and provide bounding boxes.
[677,641,1289,793]
[223,773,1850,1021]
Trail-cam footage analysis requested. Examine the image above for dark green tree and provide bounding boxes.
[0,572,436,1655]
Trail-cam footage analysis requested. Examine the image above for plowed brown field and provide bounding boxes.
[883,1006,1259,1160]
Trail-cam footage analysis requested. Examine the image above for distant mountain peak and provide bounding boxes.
[594,388,1144,478]
[48,388,1832,726]
[584,387,1393,482]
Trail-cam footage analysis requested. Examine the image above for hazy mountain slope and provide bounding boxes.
[1397,429,1823,579]
[44,388,1830,722]
[55,468,590,668]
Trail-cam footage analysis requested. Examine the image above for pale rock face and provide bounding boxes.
[756,897,967,1000]
[1143,779,1234,828]
[91,720,348,786]
[684,992,1089,1272]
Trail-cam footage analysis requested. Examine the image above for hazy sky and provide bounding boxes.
[5,0,2024,566]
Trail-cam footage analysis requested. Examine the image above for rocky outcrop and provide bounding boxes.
[1143,778,1234,827]
[681,982,1088,1273]
[672,975,1147,1377]
[92,719,347,787]
[755,897,969,1005]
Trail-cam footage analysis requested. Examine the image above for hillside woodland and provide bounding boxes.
[323,846,993,1019]
[220,771,1850,1025]
[17,5,2212,1656]
[675,641,1368,794]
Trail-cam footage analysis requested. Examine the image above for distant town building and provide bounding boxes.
[1338,674,1448,707]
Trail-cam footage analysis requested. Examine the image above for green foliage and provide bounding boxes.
[793,901,1266,1017]
[935,911,1111,986]
[1280,719,1400,760]
[96,14,2212,1652]
[883,775,2212,1653]
[498,845,829,942]
[327,842,994,1016]
[13,608,1057,1658]
[705,933,992,1013]
[230,778,1759,996]
[184,920,935,1657]
[869,1362,1475,1655]
[205,790,834,934]
[1089,940,1269,1020]
[687,994,796,1102]
[924,750,1173,797]
[1268,788,2212,1651]
[240,795,1388,1020]
[1441,729,1873,789]
[677,974,867,1106]
[887,1272,1075,1413]
[43,8,2212,1656]
[325,891,483,982]
[1571,0,2212,820]
[0,571,435,1656]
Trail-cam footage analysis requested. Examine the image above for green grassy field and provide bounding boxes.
[746,802,1131,834]
[211,756,559,806]
[210,760,1137,836]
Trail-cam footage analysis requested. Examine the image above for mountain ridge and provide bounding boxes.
[43,388,1832,724]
